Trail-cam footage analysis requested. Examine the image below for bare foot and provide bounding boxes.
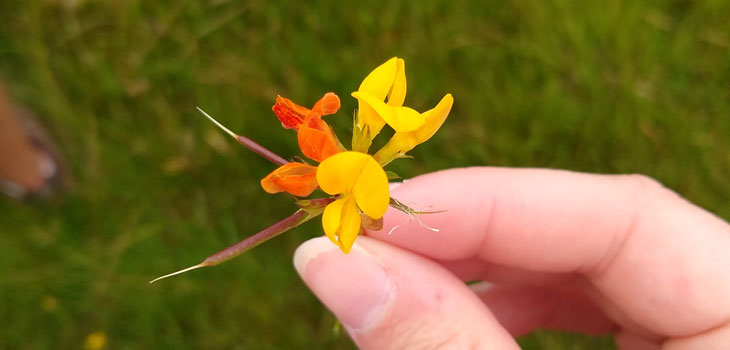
[0,82,66,199]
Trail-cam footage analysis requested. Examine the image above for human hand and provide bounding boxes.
[293,167,730,349]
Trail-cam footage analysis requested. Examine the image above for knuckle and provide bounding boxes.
[620,173,677,201]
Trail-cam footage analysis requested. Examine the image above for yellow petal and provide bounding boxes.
[352,92,425,132]
[322,197,346,245]
[373,94,454,165]
[411,93,454,144]
[317,152,365,195]
[387,58,406,107]
[356,100,386,137]
[354,58,408,141]
[317,151,390,219]
[337,197,362,253]
[352,166,390,220]
[321,196,362,253]
[358,57,398,100]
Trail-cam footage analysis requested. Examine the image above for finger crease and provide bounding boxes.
[662,317,730,347]
[476,194,498,257]
[585,199,642,278]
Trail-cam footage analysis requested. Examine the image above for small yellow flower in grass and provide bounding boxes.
[40,295,58,312]
[85,331,107,350]
[374,94,454,165]
[316,151,389,253]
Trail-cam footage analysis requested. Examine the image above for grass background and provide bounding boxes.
[1,0,728,349]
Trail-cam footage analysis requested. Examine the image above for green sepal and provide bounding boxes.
[351,110,373,153]
[385,171,401,180]
[296,197,335,214]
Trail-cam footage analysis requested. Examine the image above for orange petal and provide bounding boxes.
[260,162,318,197]
[297,118,340,162]
[272,96,311,130]
[310,92,341,117]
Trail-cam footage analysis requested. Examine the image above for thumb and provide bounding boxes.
[294,236,519,350]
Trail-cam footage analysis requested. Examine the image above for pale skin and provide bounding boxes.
[294,167,730,349]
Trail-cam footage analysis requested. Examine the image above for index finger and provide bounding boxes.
[366,167,730,337]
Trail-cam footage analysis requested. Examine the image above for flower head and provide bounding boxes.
[272,92,341,162]
[374,93,454,165]
[260,162,318,197]
[261,93,343,197]
[262,60,452,251]
[316,151,389,253]
[154,57,455,283]
[85,332,107,350]
[351,57,427,150]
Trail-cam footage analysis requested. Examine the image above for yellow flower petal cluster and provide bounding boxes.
[312,57,453,253]
[374,93,453,165]
[351,57,454,165]
[156,58,453,283]
[256,57,453,255]
[353,58,410,135]
[316,152,389,253]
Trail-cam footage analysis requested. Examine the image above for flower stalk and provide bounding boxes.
[197,107,289,166]
[149,198,332,283]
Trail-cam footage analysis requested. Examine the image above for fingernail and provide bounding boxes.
[294,237,393,331]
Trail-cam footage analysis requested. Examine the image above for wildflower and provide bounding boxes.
[40,295,58,312]
[374,93,454,165]
[260,162,318,197]
[273,92,341,162]
[351,57,452,162]
[152,58,453,282]
[260,93,342,197]
[85,331,107,350]
[351,57,425,151]
[316,151,389,253]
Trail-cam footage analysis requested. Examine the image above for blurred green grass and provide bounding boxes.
[0,0,728,348]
